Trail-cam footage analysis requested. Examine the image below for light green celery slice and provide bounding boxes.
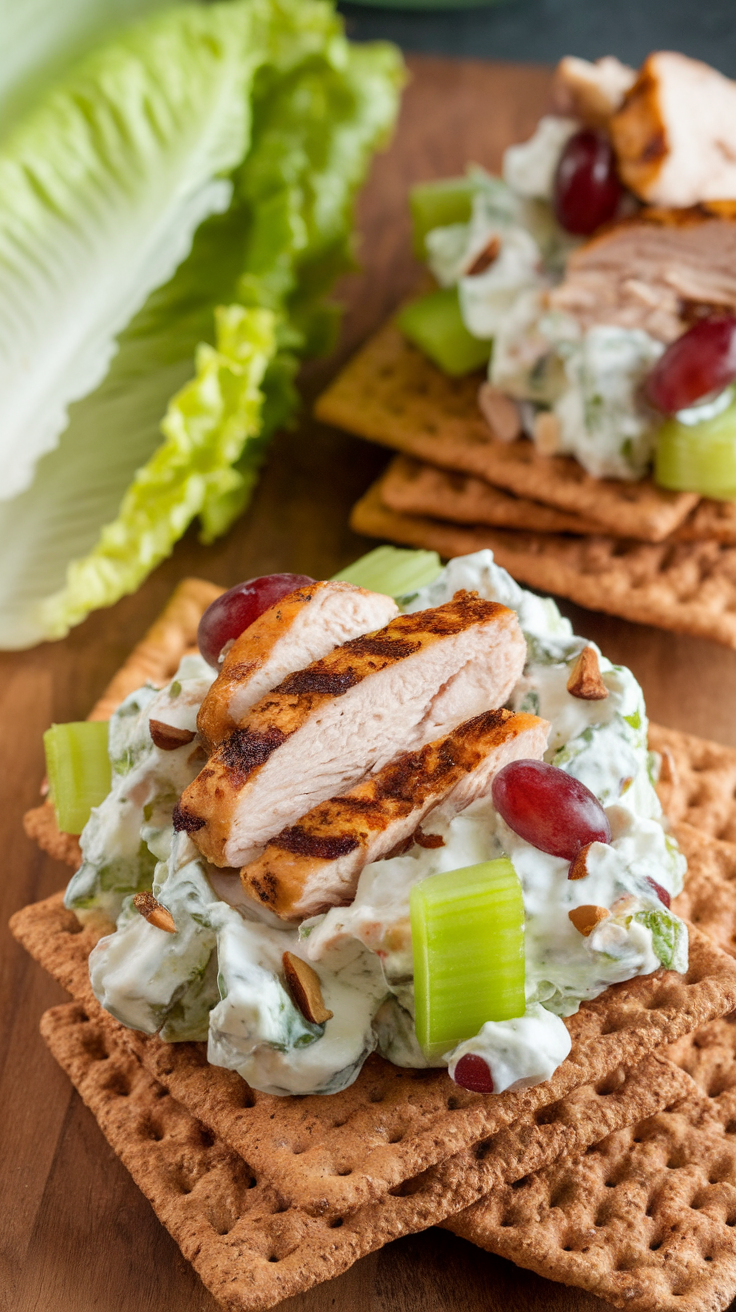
[409,177,477,258]
[36,305,276,640]
[410,858,525,1061]
[397,287,492,377]
[43,721,112,835]
[332,545,442,598]
[655,399,736,499]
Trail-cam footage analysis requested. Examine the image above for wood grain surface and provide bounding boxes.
[5,54,736,1312]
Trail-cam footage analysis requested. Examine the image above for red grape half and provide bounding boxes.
[553,129,623,236]
[646,316,736,415]
[198,573,315,667]
[491,759,611,859]
[453,1053,494,1093]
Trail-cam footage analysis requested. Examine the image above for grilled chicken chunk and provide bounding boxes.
[240,708,549,920]
[549,205,736,342]
[553,55,635,129]
[611,52,736,207]
[176,591,526,868]
[198,582,398,748]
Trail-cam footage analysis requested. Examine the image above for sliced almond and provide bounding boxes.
[149,719,196,751]
[569,904,610,937]
[283,951,333,1025]
[567,647,609,701]
[533,410,562,456]
[414,828,445,849]
[465,235,501,277]
[568,842,594,881]
[133,890,177,933]
[657,746,678,787]
[477,383,522,443]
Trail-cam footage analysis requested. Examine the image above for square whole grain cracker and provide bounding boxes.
[23,577,223,869]
[40,997,696,1312]
[350,482,736,650]
[315,319,698,542]
[446,1013,736,1312]
[12,890,736,1222]
[380,454,612,536]
[381,455,736,547]
[650,725,736,844]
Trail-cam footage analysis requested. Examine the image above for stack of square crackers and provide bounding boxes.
[316,320,736,651]
[14,580,736,1312]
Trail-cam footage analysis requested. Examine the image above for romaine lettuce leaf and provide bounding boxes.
[0,2,260,504]
[37,305,276,639]
[0,2,403,648]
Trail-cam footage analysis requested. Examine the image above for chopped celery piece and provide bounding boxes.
[332,546,442,598]
[43,721,112,835]
[397,287,492,377]
[410,176,477,258]
[655,399,736,499]
[410,858,525,1061]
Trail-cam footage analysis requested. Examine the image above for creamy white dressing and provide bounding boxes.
[447,1004,572,1094]
[71,550,688,1097]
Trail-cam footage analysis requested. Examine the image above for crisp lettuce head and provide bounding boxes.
[0,0,403,648]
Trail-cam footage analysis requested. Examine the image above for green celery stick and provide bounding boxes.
[655,398,736,499]
[410,177,477,258]
[332,546,442,598]
[397,287,492,377]
[410,858,525,1061]
[43,721,112,835]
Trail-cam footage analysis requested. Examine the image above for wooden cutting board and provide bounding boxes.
[5,55,736,1312]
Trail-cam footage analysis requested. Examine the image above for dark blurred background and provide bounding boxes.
[338,0,736,75]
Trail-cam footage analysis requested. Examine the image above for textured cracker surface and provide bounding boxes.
[12,891,736,1222]
[381,456,736,548]
[379,455,609,536]
[651,725,736,843]
[351,484,736,651]
[447,1013,736,1312]
[40,998,694,1312]
[315,320,697,541]
[672,826,736,964]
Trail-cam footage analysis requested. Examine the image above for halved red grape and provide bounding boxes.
[646,877,671,909]
[553,129,623,236]
[646,317,736,415]
[198,573,315,667]
[491,760,611,859]
[453,1053,494,1093]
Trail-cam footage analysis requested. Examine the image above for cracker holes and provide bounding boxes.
[595,1069,626,1097]
[330,1217,344,1229]
[145,1119,165,1143]
[197,1125,216,1150]
[64,919,84,936]
[81,1031,109,1063]
[334,1165,353,1177]
[104,1071,131,1098]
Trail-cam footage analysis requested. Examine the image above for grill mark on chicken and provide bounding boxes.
[172,802,206,833]
[273,830,361,861]
[219,727,288,785]
[277,668,361,698]
[340,634,422,661]
[184,592,526,868]
[240,709,548,918]
[197,581,398,748]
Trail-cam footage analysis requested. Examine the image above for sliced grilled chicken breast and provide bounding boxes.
[198,582,398,748]
[611,52,736,207]
[240,708,549,920]
[549,205,736,343]
[176,591,526,868]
